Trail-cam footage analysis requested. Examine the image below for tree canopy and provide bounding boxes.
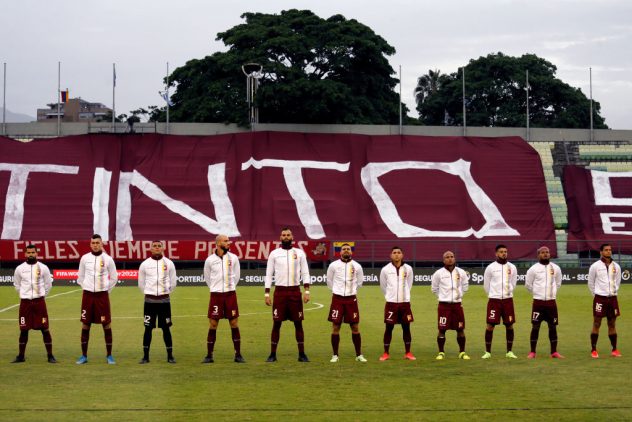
[152,9,407,125]
[415,53,607,129]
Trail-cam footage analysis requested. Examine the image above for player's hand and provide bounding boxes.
[265,296,272,306]
[303,291,310,303]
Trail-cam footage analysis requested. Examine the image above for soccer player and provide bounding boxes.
[431,250,470,360]
[379,246,415,361]
[264,228,311,362]
[326,243,366,363]
[138,241,177,364]
[588,243,622,358]
[76,234,118,365]
[525,246,564,358]
[482,244,518,359]
[11,244,56,363]
[202,234,245,363]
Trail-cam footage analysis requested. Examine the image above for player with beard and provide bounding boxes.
[11,244,57,363]
[588,243,622,358]
[431,250,470,360]
[76,234,118,365]
[202,234,245,363]
[264,228,311,362]
[138,241,177,364]
[525,246,564,358]
[482,244,518,359]
[326,243,366,363]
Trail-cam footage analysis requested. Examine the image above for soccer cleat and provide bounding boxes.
[11,355,25,363]
[355,355,368,363]
[106,355,116,365]
[505,351,518,359]
[167,357,176,364]
[76,355,88,365]
[298,353,310,362]
[458,352,470,360]
[591,350,599,359]
[527,352,536,359]
[551,352,565,359]
[47,355,58,364]
[481,352,492,359]
[611,349,622,358]
[201,355,214,363]
[234,355,246,363]
[266,353,277,363]
[379,352,390,361]
[404,352,417,361]
[435,352,445,360]
[330,355,339,363]
[138,358,150,364]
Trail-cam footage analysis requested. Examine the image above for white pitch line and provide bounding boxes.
[0,288,82,314]
[0,301,325,322]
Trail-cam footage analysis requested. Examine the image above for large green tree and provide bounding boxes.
[416,53,607,128]
[152,9,407,125]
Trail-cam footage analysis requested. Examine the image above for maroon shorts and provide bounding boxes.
[486,298,516,325]
[19,298,49,330]
[208,291,240,320]
[328,294,360,324]
[384,302,414,324]
[593,295,620,319]
[438,302,465,331]
[531,300,558,325]
[273,286,304,321]
[80,291,111,325]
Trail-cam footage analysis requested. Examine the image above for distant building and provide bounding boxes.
[37,97,111,122]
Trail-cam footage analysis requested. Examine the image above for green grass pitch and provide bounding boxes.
[0,284,630,421]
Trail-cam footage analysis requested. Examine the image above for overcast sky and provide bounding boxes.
[2,0,631,128]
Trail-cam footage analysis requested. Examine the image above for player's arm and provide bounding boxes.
[107,257,118,291]
[356,264,364,289]
[138,261,146,292]
[379,268,387,296]
[510,264,518,289]
[43,265,53,295]
[524,267,534,293]
[264,252,274,305]
[168,259,177,294]
[77,256,86,288]
[203,258,213,290]
[483,265,492,294]
[431,271,440,297]
[234,256,241,287]
[300,252,311,303]
[587,264,596,296]
[615,263,622,294]
[554,265,562,290]
[405,265,414,291]
[461,269,469,293]
[13,267,20,292]
[326,263,335,290]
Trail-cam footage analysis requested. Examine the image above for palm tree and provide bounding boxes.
[414,69,442,105]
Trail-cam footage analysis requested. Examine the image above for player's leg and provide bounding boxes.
[591,316,602,355]
[383,324,394,355]
[203,318,219,363]
[79,323,91,362]
[457,329,469,359]
[529,322,541,357]
[13,330,28,363]
[484,324,495,355]
[331,323,341,358]
[161,325,174,363]
[402,323,412,353]
[41,329,55,362]
[350,322,363,359]
[229,317,244,362]
[103,322,113,361]
[505,323,515,357]
[294,320,308,361]
[436,329,446,360]
[141,302,154,363]
[607,316,619,355]
[548,321,560,356]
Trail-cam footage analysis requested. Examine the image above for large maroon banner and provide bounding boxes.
[0,132,554,260]
[564,165,632,253]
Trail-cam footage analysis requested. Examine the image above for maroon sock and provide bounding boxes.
[609,334,618,350]
[18,330,28,358]
[294,321,305,354]
[331,333,340,355]
[530,326,540,353]
[104,327,113,356]
[402,324,412,353]
[506,327,514,352]
[42,330,53,356]
[590,333,599,351]
[352,333,362,356]
[81,328,90,356]
[457,333,466,353]
[549,326,558,354]
[207,329,216,355]
[485,329,493,353]
[271,322,281,353]
[231,327,241,355]
[383,325,393,353]
[437,334,446,353]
